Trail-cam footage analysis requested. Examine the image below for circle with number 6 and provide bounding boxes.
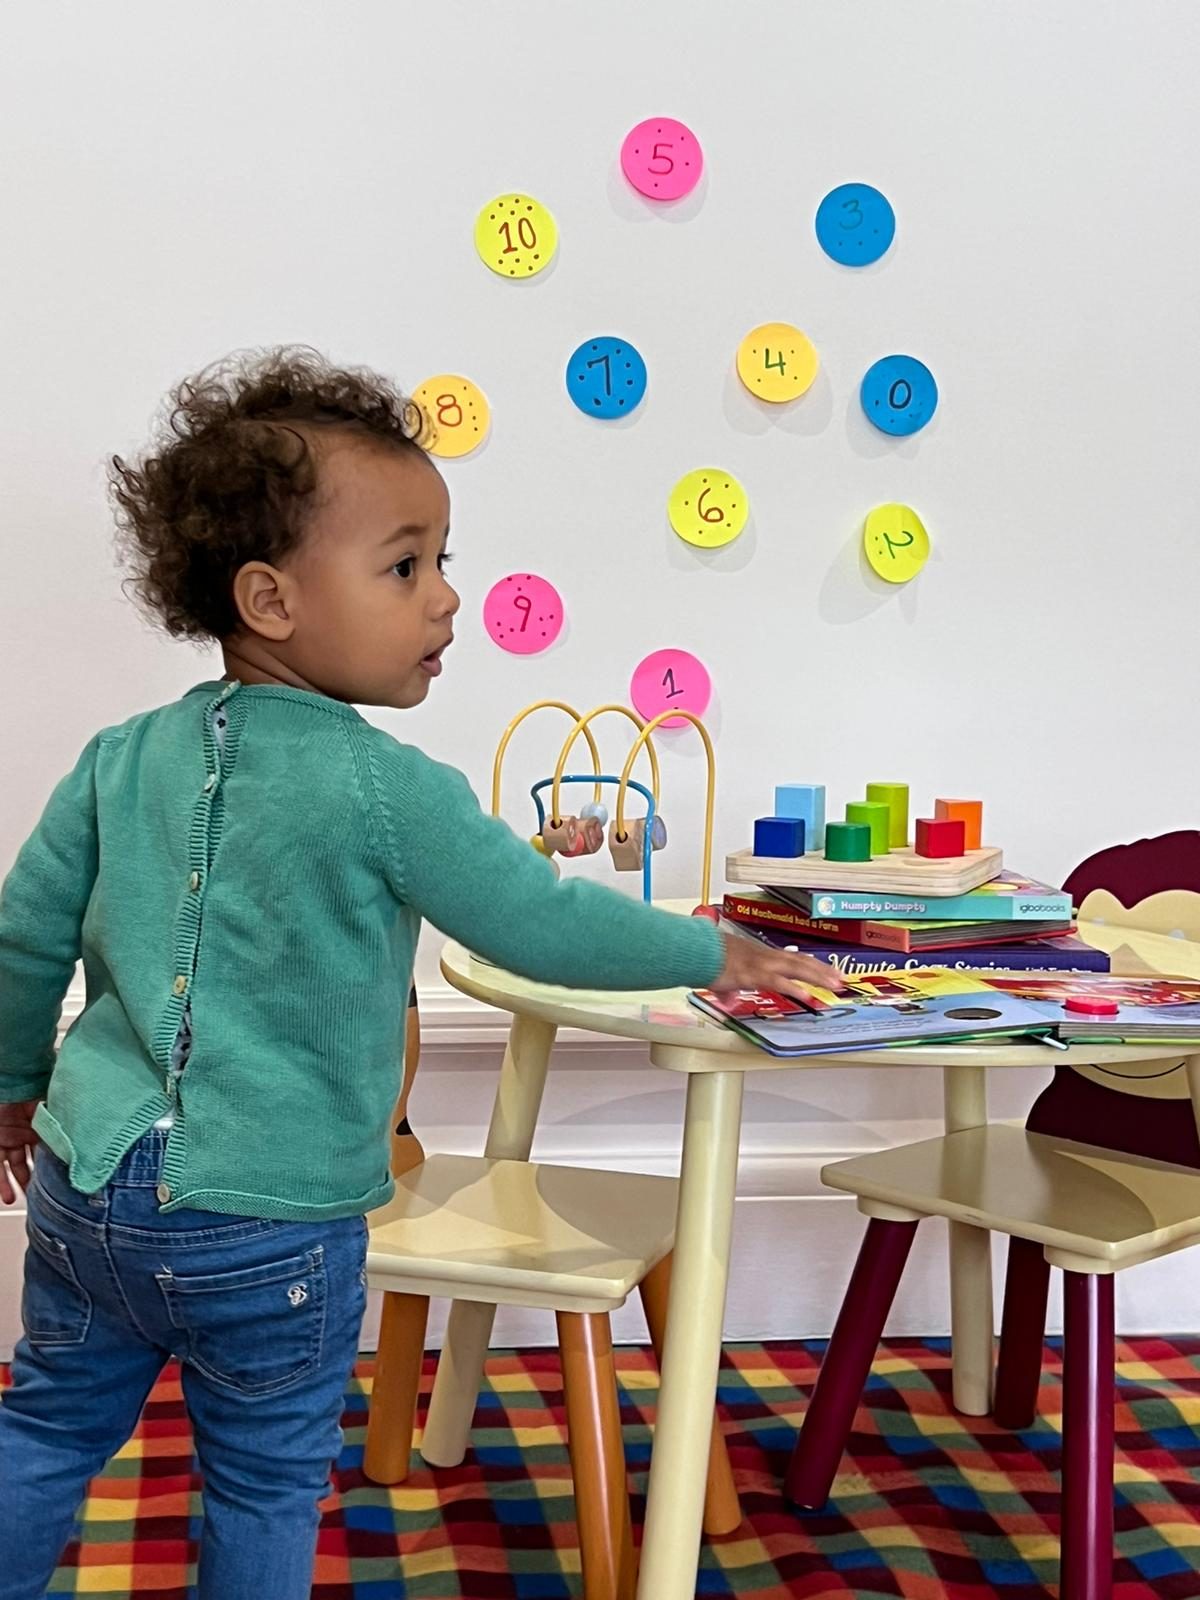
[474,194,558,278]
[483,573,564,655]
[736,323,819,403]
[863,503,930,584]
[860,355,938,437]
[631,648,711,729]
[668,469,748,550]
[815,183,895,266]
[413,375,490,460]
[620,118,703,201]
[565,336,647,419]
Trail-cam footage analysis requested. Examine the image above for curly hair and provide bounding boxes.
[110,346,429,641]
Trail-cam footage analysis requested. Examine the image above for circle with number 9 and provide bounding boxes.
[863,503,930,584]
[815,183,895,266]
[474,194,558,278]
[413,375,490,460]
[631,648,711,729]
[668,469,748,550]
[620,118,703,202]
[736,323,819,403]
[565,336,648,419]
[860,354,938,437]
[483,573,564,655]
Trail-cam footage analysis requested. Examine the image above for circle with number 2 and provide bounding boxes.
[483,573,564,655]
[413,375,490,460]
[474,194,558,279]
[668,469,748,550]
[863,503,930,584]
[631,648,711,729]
[620,118,703,202]
[736,323,819,403]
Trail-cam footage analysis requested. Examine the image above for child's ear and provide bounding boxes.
[231,561,296,640]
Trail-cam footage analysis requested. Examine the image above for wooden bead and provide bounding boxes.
[581,800,609,826]
[579,816,605,855]
[542,816,580,856]
[608,820,644,871]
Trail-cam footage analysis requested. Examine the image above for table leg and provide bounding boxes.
[636,1069,744,1600]
[421,1013,558,1468]
[942,1064,994,1415]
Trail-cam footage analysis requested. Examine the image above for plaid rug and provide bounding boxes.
[4,1337,1200,1598]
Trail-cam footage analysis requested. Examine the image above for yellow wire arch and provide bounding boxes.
[491,701,602,819]
[550,704,661,828]
[616,710,716,905]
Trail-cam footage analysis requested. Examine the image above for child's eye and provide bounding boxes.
[438,552,454,571]
[392,557,416,579]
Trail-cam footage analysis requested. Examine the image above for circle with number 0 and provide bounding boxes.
[413,375,490,459]
[483,573,564,655]
[668,469,748,550]
[860,355,938,437]
[620,118,703,201]
[736,323,819,403]
[474,194,558,278]
[863,503,930,584]
[631,648,711,729]
[815,183,896,266]
[565,336,647,419]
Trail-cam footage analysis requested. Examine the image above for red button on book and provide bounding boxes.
[1063,995,1120,1017]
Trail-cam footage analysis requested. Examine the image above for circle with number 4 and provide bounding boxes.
[863,503,930,584]
[736,323,819,403]
[413,375,490,460]
[474,194,558,278]
[668,469,748,550]
[631,648,711,729]
[565,336,648,419]
[483,573,564,655]
[815,183,895,266]
[620,118,703,201]
[861,354,938,437]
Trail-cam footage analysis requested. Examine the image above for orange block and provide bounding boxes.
[935,798,982,851]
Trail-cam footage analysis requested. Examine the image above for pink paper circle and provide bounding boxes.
[630,649,711,729]
[483,573,564,655]
[620,118,703,202]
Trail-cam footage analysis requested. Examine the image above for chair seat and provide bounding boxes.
[822,1124,1200,1271]
[366,1154,679,1313]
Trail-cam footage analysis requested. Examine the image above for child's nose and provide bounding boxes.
[437,575,461,617]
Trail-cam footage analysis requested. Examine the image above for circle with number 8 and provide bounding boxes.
[863,503,930,584]
[474,194,558,278]
[815,183,895,266]
[620,118,703,202]
[565,336,648,419]
[413,375,490,460]
[860,354,938,437]
[631,648,711,729]
[736,323,819,403]
[668,469,748,550]
[483,574,564,655]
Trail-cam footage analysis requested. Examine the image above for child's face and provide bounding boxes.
[278,438,459,709]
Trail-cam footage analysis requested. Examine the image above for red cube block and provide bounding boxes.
[915,817,965,859]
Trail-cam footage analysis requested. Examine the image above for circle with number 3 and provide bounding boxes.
[483,573,564,655]
[863,503,930,584]
[565,337,647,419]
[631,648,712,729]
[474,194,558,278]
[815,183,895,266]
[620,118,703,201]
[860,354,938,437]
[736,323,819,403]
[668,469,748,550]
[413,375,490,460]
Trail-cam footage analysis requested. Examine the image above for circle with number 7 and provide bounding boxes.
[412,375,491,460]
[565,336,648,419]
[736,323,819,403]
[620,118,703,202]
[668,469,749,549]
[863,503,930,584]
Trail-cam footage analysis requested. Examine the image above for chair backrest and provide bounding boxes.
[390,986,425,1178]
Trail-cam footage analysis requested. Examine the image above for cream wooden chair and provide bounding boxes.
[363,993,741,1600]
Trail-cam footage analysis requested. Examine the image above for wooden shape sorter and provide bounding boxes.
[725,844,1004,897]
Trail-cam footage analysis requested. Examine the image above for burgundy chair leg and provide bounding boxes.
[1060,1270,1115,1600]
[785,1217,919,1510]
[994,1235,1052,1430]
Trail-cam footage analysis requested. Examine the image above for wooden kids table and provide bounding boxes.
[434,926,1186,1600]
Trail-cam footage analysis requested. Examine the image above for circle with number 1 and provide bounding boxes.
[736,323,819,403]
[620,118,703,201]
[668,469,748,549]
[631,649,711,728]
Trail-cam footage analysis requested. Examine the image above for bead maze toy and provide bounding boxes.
[728,782,1002,896]
[492,699,717,907]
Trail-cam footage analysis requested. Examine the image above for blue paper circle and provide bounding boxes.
[860,355,938,437]
[565,337,647,419]
[815,183,895,267]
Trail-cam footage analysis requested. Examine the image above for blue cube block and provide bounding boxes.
[775,784,826,850]
[754,816,805,858]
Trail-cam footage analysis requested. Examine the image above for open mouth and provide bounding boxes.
[420,640,451,676]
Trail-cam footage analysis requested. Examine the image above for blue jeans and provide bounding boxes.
[0,1130,368,1600]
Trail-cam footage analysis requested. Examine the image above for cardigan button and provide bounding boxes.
[172,975,188,996]
[188,872,201,891]
[203,774,217,793]
[155,1182,172,1203]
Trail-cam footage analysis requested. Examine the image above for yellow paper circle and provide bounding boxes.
[863,503,930,584]
[668,469,749,550]
[474,194,558,279]
[736,322,819,402]
[413,375,490,459]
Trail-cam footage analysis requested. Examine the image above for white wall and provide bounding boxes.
[3,1,1200,1352]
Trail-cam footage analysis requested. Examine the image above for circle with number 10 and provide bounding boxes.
[620,118,703,201]
[863,503,930,584]
[474,194,558,279]
[736,322,819,403]
[668,469,749,550]
[565,337,648,419]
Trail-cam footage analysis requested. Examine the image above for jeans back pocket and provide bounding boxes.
[23,1215,92,1348]
[157,1246,327,1396]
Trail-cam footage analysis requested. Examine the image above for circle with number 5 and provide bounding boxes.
[483,573,564,655]
[631,648,712,729]
[863,503,930,584]
[474,194,558,279]
[860,354,938,437]
[565,336,648,419]
[736,323,819,403]
[815,183,895,266]
[413,375,490,460]
[668,469,748,549]
[620,118,703,202]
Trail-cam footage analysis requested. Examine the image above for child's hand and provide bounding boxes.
[0,1100,39,1205]
[713,933,846,1002]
